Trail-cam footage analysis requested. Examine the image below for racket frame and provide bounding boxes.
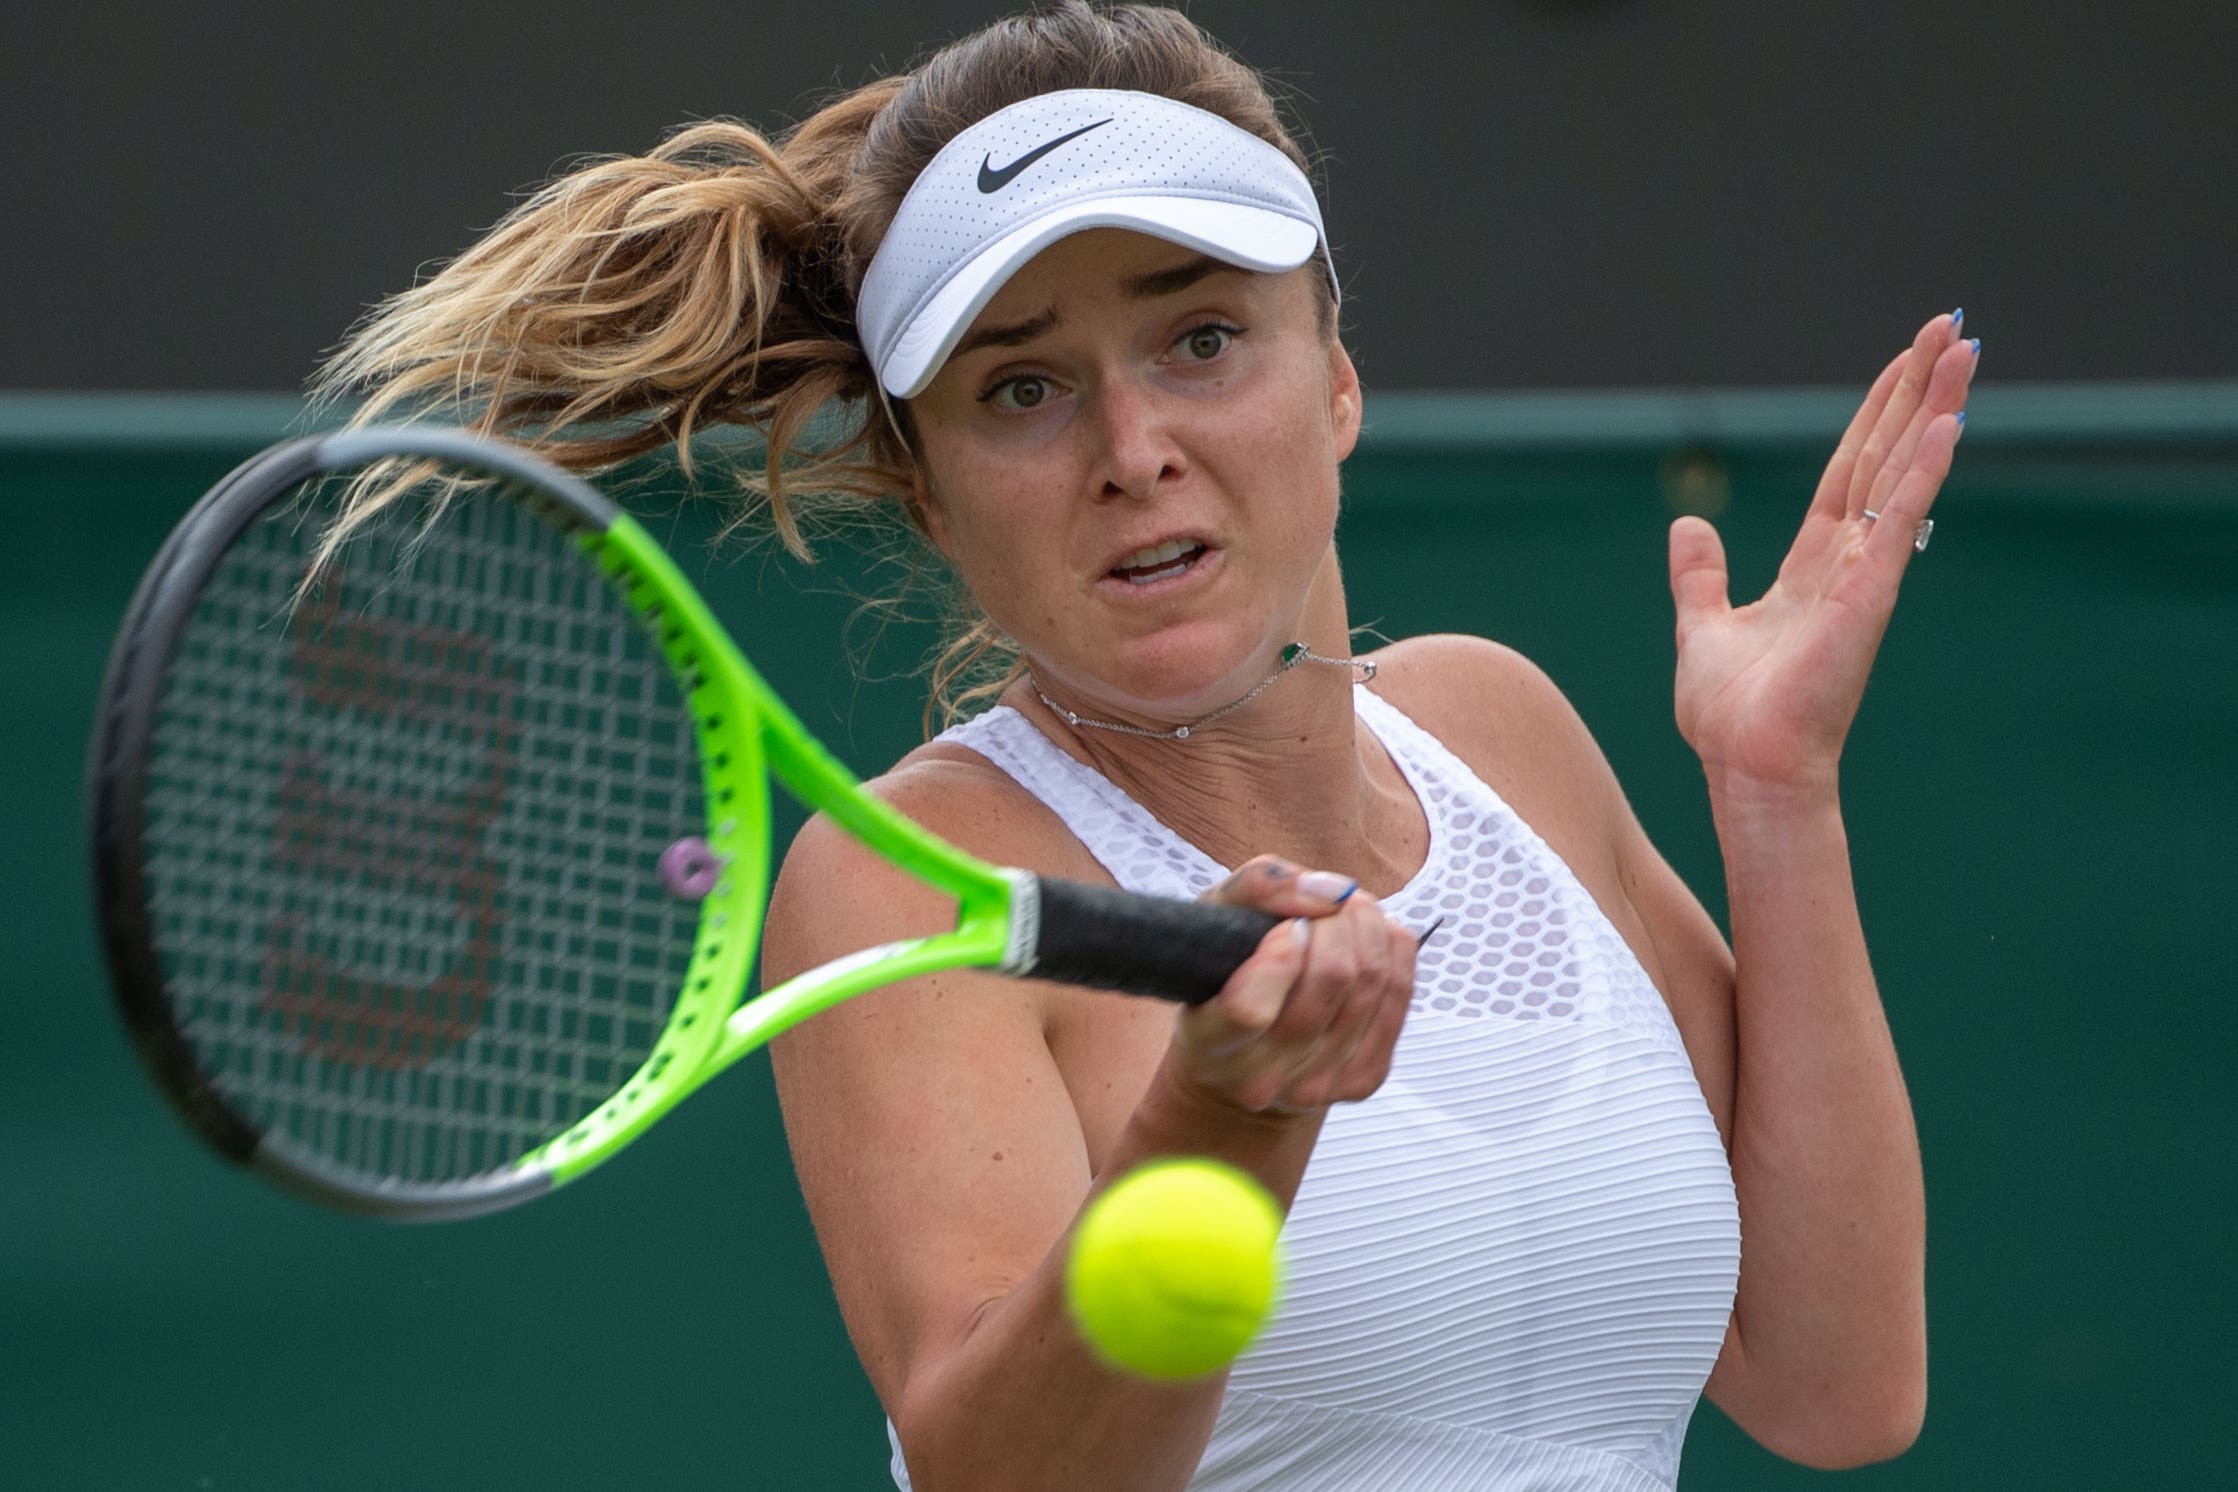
[93,426,1031,1216]
[522,509,1026,1187]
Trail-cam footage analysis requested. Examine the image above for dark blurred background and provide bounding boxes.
[2,0,2231,393]
[5,3,2234,1491]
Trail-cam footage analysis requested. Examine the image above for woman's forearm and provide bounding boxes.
[897,1064,1324,1492]
[1708,779,1927,1466]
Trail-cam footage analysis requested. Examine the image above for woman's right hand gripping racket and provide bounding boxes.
[90,426,1279,1220]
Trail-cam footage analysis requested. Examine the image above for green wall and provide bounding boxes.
[4,385,2233,1488]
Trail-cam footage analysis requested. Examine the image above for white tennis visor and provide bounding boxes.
[856,88,1336,399]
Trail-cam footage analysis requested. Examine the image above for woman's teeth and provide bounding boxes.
[1113,540,1204,584]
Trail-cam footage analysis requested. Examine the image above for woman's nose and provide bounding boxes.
[1092,376,1185,501]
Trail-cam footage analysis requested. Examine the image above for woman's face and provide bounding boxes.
[906,228,1361,719]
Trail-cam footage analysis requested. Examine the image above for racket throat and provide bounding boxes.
[998,869,1044,976]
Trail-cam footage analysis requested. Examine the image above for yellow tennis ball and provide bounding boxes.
[1063,1157,1283,1381]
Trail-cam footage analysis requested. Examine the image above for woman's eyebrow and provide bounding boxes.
[953,306,1061,359]
[1123,254,1234,299]
[950,255,1237,360]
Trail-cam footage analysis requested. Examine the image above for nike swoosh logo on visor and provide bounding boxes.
[977,119,1113,193]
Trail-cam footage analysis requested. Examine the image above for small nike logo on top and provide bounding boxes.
[977,119,1113,193]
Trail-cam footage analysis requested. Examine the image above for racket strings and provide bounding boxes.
[143,476,707,1186]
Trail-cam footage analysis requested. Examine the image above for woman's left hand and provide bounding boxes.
[1668,310,1978,800]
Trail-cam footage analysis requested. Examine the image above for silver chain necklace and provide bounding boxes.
[1033,642,1377,740]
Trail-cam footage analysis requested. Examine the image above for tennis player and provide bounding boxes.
[321,4,1967,1486]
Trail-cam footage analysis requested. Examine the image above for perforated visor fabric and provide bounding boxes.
[138,480,706,1186]
[857,89,1332,397]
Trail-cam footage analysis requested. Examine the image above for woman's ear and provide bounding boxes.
[909,464,953,559]
[1327,338,1363,461]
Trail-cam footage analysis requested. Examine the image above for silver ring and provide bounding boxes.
[1862,509,1934,553]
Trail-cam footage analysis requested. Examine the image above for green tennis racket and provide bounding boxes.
[90,426,1277,1221]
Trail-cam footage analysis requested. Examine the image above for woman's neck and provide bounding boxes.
[1006,651,1420,896]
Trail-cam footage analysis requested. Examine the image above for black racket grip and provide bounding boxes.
[1026,877,1283,1005]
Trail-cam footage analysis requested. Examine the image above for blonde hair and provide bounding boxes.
[315,1,1326,729]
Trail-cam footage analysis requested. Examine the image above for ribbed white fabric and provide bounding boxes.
[886,688,1740,1490]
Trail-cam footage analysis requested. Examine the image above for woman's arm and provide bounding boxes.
[766,758,1414,1492]
[1617,788,1925,1468]
[1636,311,1976,1463]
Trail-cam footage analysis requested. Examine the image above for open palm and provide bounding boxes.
[1669,311,1978,797]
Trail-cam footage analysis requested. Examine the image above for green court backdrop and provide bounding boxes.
[3,384,2233,1488]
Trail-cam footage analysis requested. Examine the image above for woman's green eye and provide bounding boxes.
[1183,326,1233,361]
[992,376,1048,410]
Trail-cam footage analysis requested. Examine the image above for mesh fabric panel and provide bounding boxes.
[141,480,705,1186]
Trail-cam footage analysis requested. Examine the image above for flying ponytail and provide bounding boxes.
[316,2,1325,728]
[315,80,908,555]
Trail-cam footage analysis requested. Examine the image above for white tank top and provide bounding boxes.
[887,688,1740,1490]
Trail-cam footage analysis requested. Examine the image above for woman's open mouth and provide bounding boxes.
[1109,539,1209,586]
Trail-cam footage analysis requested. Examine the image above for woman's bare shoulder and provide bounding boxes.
[1363,634,1606,778]
[869,736,1111,881]
[1362,633,1630,880]
[764,731,1112,984]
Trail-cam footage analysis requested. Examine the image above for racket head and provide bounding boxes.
[90,428,768,1219]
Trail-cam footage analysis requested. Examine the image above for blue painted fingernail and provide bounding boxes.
[1955,411,1967,431]
[1970,337,1981,358]
[1952,307,1964,331]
